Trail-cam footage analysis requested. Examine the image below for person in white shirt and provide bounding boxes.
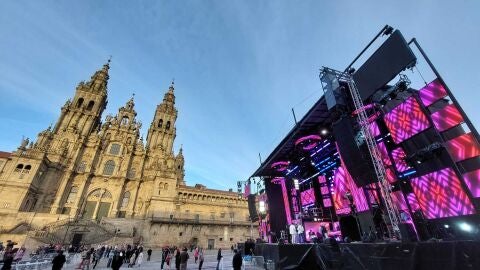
[297,223,305,243]
[289,222,298,244]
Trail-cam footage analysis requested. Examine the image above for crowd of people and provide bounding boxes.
[0,240,248,270]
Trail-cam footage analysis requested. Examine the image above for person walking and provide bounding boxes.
[216,248,222,270]
[179,248,189,270]
[111,249,124,270]
[232,249,242,270]
[52,250,67,270]
[198,248,204,270]
[194,247,199,263]
[174,248,181,270]
[136,252,144,268]
[147,248,152,261]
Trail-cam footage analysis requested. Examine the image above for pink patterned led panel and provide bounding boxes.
[392,191,408,211]
[410,168,475,219]
[369,121,381,137]
[407,193,420,211]
[384,97,431,144]
[320,186,329,195]
[301,188,316,206]
[386,168,397,184]
[332,147,370,215]
[391,147,410,173]
[419,79,448,107]
[323,198,332,207]
[431,104,464,132]
[378,142,392,166]
[463,169,480,198]
[445,132,480,162]
[318,175,326,184]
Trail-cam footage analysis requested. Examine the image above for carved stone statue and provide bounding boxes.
[20,137,29,149]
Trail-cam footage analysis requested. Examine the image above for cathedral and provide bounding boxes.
[0,61,253,249]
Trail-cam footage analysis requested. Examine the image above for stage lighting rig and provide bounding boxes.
[371,74,411,105]
[383,25,394,36]
[405,142,443,166]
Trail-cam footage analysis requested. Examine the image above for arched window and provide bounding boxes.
[121,116,129,125]
[103,160,115,175]
[24,165,31,170]
[121,191,130,208]
[109,143,121,155]
[86,101,95,111]
[158,119,163,128]
[66,186,78,203]
[76,98,84,108]
[166,121,171,130]
[164,183,169,190]
[77,161,86,173]
[15,164,24,172]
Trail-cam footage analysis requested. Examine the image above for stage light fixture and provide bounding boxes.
[321,129,328,135]
[444,224,449,229]
[383,25,394,36]
[259,201,266,213]
[459,222,473,232]
[293,179,300,190]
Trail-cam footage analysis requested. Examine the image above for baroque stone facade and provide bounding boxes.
[0,62,253,248]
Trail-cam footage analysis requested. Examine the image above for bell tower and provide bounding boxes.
[146,81,178,155]
[52,61,109,137]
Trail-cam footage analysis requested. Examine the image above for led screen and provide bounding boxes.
[445,132,480,162]
[300,188,316,206]
[391,147,411,173]
[431,103,464,132]
[384,96,430,144]
[410,168,474,219]
[418,79,448,107]
[463,169,480,198]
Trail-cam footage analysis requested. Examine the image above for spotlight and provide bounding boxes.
[459,222,473,232]
[321,129,328,135]
[347,67,355,74]
[444,224,449,229]
[293,179,300,190]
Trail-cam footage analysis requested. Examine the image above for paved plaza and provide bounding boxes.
[61,249,254,270]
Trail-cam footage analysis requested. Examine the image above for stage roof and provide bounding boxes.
[251,94,339,178]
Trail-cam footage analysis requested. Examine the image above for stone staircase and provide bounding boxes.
[27,218,116,245]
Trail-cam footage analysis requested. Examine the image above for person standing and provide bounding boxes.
[111,249,124,270]
[289,222,298,244]
[198,248,204,270]
[297,222,305,243]
[136,252,144,268]
[174,248,181,270]
[161,247,169,270]
[194,247,199,263]
[147,248,152,261]
[232,249,242,270]
[179,248,189,270]
[52,250,66,270]
[216,248,222,270]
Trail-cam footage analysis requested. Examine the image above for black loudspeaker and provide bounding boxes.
[399,223,418,242]
[333,117,377,187]
[247,194,258,222]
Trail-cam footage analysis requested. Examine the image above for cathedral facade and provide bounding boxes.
[0,62,253,249]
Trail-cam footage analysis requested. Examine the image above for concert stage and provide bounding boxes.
[255,241,480,270]
[249,25,480,247]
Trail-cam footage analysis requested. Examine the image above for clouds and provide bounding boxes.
[0,1,479,190]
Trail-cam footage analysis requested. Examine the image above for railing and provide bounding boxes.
[150,216,252,226]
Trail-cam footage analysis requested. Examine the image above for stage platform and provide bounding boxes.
[254,241,480,269]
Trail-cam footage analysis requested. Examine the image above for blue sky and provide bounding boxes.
[1,1,479,190]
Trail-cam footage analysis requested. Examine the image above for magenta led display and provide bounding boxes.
[463,169,480,198]
[431,104,464,132]
[300,188,316,206]
[411,168,475,219]
[407,193,420,212]
[384,96,430,144]
[391,147,410,173]
[445,132,480,162]
[332,165,369,215]
[418,79,448,107]
[378,142,392,166]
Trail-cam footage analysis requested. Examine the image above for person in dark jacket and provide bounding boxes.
[111,250,124,270]
[175,248,181,270]
[216,248,222,270]
[147,248,152,261]
[179,248,189,270]
[52,250,66,270]
[232,249,242,270]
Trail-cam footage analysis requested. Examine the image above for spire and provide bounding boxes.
[162,80,176,106]
[85,59,110,93]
